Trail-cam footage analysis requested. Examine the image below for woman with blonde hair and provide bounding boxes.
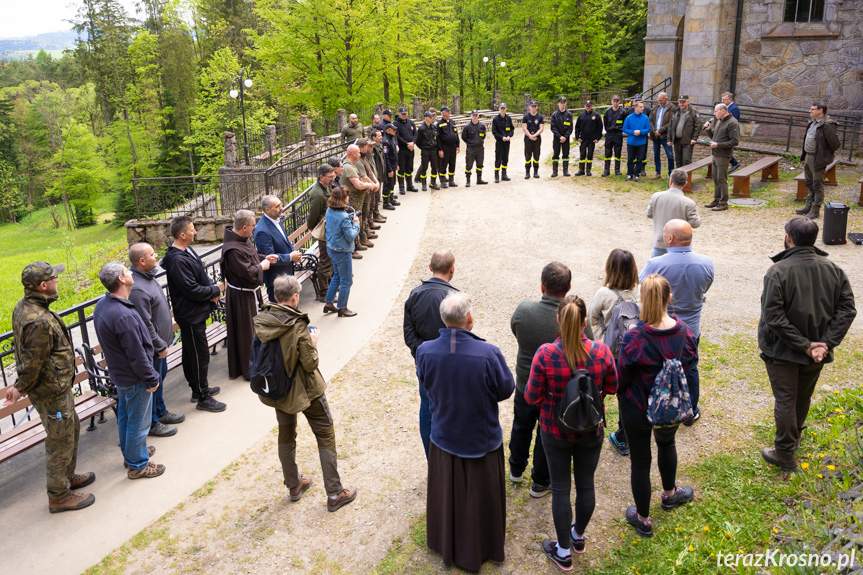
[525,295,617,569]
[618,274,698,538]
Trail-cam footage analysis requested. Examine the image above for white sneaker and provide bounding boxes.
[509,473,523,484]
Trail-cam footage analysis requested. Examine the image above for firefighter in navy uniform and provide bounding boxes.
[382,123,401,208]
[415,111,440,191]
[574,100,603,176]
[602,95,626,177]
[461,110,488,187]
[550,96,574,177]
[394,107,418,193]
[491,103,514,182]
[436,106,460,188]
[522,100,544,179]
[626,94,651,176]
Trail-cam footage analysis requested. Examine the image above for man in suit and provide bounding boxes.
[646,169,702,257]
[254,195,302,302]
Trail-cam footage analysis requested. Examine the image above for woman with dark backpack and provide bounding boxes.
[525,296,617,570]
[587,248,640,457]
[618,274,698,537]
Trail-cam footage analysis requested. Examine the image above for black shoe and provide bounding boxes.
[601,171,610,177]
[430,182,440,190]
[575,170,585,177]
[196,397,226,413]
[323,302,338,314]
[529,483,552,498]
[421,181,427,191]
[407,185,419,193]
[465,175,471,188]
[190,387,220,403]
[625,175,633,181]
[383,203,395,210]
[541,539,573,571]
[683,409,701,426]
[476,177,488,185]
[390,198,400,206]
[525,172,531,179]
[729,163,741,174]
[586,169,592,176]
[660,485,695,511]
[399,190,405,195]
[608,431,629,455]
[159,411,185,425]
[625,506,653,537]
[440,180,447,189]
[148,422,178,437]
[449,177,458,187]
[615,170,622,176]
[495,173,500,183]
[338,308,357,317]
[533,170,540,179]
[551,169,558,178]
[795,206,810,215]
[571,530,586,554]
[501,171,510,181]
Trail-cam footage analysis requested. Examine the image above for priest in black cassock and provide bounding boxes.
[221,210,277,380]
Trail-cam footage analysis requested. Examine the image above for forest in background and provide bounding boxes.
[0,0,646,228]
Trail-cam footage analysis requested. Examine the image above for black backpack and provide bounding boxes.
[249,336,295,400]
[602,289,640,357]
[554,342,605,433]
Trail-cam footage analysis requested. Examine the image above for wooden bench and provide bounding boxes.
[677,156,713,193]
[286,222,322,300]
[730,156,781,198]
[793,158,839,201]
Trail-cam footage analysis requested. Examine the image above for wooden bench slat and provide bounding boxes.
[677,157,713,194]
[731,156,781,198]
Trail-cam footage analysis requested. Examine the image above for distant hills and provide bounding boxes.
[0,30,78,59]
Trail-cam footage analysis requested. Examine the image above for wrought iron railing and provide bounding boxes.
[264,140,353,203]
[131,170,267,220]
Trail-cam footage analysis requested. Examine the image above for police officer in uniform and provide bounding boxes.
[382,123,401,208]
[522,100,544,179]
[626,94,651,176]
[602,94,626,176]
[379,109,393,133]
[574,100,603,176]
[436,105,459,188]
[394,107,418,193]
[461,110,488,187]
[492,103,514,182]
[415,111,440,191]
[549,96,574,177]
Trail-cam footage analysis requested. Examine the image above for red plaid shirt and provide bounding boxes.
[524,336,618,441]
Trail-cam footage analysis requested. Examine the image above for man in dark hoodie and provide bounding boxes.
[759,218,856,472]
[796,100,841,220]
[162,216,227,412]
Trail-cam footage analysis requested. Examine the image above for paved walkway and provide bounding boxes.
[0,190,432,575]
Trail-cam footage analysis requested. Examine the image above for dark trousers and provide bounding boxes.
[673,142,695,168]
[383,173,395,200]
[803,154,826,209]
[275,394,343,496]
[495,140,510,170]
[315,240,332,295]
[579,140,596,171]
[418,148,439,181]
[712,155,731,204]
[627,144,647,177]
[621,400,679,518]
[32,390,79,498]
[552,139,570,165]
[465,146,484,173]
[398,147,415,180]
[604,133,623,163]
[541,430,603,541]
[441,145,457,178]
[179,322,212,400]
[653,137,674,175]
[524,136,541,170]
[508,391,550,486]
[764,358,824,457]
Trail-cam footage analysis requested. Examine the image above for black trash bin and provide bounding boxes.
[822,202,849,245]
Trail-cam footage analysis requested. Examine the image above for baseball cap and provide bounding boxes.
[382,109,393,116]
[557,97,567,103]
[529,100,538,106]
[441,105,450,111]
[398,106,408,114]
[423,111,433,118]
[22,261,65,289]
[633,93,643,100]
[470,110,479,115]
[678,94,690,101]
[585,100,593,106]
[385,123,397,131]
[499,102,507,108]
[611,95,621,101]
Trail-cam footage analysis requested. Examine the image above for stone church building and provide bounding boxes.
[643,0,862,113]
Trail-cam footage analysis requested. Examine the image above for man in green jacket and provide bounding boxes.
[703,103,739,212]
[306,164,335,299]
[253,275,358,511]
[758,218,856,472]
[796,100,841,220]
[7,261,96,513]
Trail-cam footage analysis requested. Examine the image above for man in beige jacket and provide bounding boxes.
[647,169,702,258]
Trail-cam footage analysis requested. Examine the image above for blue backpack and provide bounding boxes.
[639,327,694,427]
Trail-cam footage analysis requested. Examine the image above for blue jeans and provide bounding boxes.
[151,356,167,427]
[651,247,667,258]
[325,248,353,309]
[653,138,674,175]
[418,381,431,459]
[117,382,154,471]
[627,144,647,177]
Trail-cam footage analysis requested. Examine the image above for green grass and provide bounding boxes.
[0,194,127,334]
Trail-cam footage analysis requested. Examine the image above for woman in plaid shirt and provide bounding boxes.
[618,274,698,538]
[525,296,617,569]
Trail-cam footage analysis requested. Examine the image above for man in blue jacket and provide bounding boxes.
[623,102,651,182]
[93,262,166,479]
[255,195,303,303]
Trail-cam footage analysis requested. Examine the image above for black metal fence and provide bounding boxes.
[264,140,352,204]
[131,170,267,220]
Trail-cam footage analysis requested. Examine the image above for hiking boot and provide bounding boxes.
[661,485,695,510]
[366,233,378,240]
[571,529,586,554]
[476,175,488,185]
[289,475,312,502]
[608,431,629,456]
[440,179,448,189]
[509,472,524,484]
[529,483,552,498]
[449,175,458,187]
[383,203,396,211]
[374,215,387,223]
[49,491,95,514]
[575,170,585,177]
[190,387,220,403]
[712,204,729,211]
[351,252,363,259]
[501,170,510,181]
[761,447,798,472]
[327,487,358,512]
[551,167,558,178]
[69,472,96,490]
[541,539,573,571]
[159,411,185,425]
[128,461,166,480]
[625,506,653,537]
[728,163,741,174]
[196,397,227,413]
[124,445,156,469]
[149,422,178,437]
[795,206,810,215]
[355,243,368,251]
[390,197,400,206]
[804,207,820,220]
[652,173,662,180]
[704,201,719,208]
[601,170,610,177]
[338,308,357,318]
[683,409,701,427]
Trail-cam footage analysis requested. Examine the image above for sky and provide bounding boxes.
[1,0,139,39]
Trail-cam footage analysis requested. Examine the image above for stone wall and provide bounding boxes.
[125,216,234,251]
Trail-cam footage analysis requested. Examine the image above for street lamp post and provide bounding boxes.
[229,68,254,165]
[482,50,506,110]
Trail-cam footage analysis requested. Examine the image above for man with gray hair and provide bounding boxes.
[254,195,302,302]
[648,91,677,179]
[417,291,514,571]
[646,169,702,257]
[93,262,166,479]
[702,103,739,212]
[223,210,277,380]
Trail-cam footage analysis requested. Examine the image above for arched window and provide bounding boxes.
[784,0,825,22]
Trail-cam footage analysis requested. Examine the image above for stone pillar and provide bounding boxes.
[301,115,312,136]
[265,125,276,159]
[412,97,422,120]
[304,132,317,155]
[523,93,532,114]
[678,0,729,107]
[493,89,501,110]
[375,102,383,115]
[223,132,239,168]
[452,94,460,115]
[336,109,347,132]
[643,0,687,94]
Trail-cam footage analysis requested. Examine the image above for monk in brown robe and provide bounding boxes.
[221,210,277,380]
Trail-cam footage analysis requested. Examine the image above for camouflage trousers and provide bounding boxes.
[32,390,80,498]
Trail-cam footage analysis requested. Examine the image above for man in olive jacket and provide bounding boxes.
[253,275,357,512]
[703,103,739,212]
[758,218,856,472]
[306,164,335,298]
[797,100,841,220]
[667,95,701,168]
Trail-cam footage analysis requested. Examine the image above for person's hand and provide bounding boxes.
[806,342,829,363]
[710,141,718,149]
[157,349,168,359]
[388,171,393,177]
[703,121,711,130]
[690,140,696,146]
[560,136,565,143]
[655,130,661,138]
[146,382,160,393]
[456,147,460,152]
[634,130,640,136]
[266,254,278,264]
[352,215,359,223]
[594,139,599,144]
[309,327,319,345]
[438,150,444,158]
[261,259,271,271]
[407,142,414,151]
[290,251,302,263]
[2,386,21,407]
